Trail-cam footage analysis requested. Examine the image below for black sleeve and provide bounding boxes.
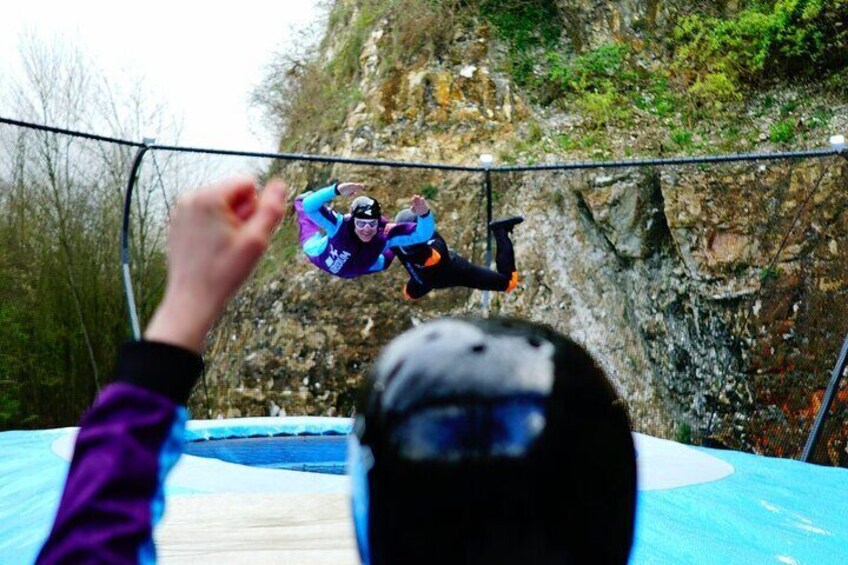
[114,341,204,406]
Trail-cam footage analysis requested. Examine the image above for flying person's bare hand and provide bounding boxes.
[410,194,429,216]
[337,182,365,197]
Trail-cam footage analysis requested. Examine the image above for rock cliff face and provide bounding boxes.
[193,1,848,465]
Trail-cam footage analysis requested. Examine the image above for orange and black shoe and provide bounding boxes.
[506,271,519,293]
[488,216,524,234]
[403,283,421,300]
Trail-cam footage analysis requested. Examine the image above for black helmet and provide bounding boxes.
[351,196,382,221]
[350,317,636,565]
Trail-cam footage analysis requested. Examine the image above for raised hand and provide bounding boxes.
[144,176,287,352]
[410,194,430,216]
[337,182,365,197]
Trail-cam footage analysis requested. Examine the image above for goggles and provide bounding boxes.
[385,396,547,460]
[354,218,379,229]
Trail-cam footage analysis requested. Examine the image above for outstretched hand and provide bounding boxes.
[410,194,429,216]
[145,176,287,352]
[337,182,365,197]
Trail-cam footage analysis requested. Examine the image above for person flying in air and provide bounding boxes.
[294,181,434,279]
[391,208,524,299]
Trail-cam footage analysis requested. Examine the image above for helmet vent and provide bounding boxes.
[471,344,486,354]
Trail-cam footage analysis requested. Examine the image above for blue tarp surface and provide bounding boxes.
[631,448,848,564]
[1,417,846,564]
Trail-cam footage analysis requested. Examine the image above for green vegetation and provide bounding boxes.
[670,128,694,149]
[825,67,848,96]
[673,0,848,95]
[259,0,464,153]
[545,43,643,128]
[634,77,677,117]
[0,37,173,429]
[474,0,847,147]
[687,72,743,110]
[769,119,797,143]
[676,421,693,445]
[256,0,848,160]
[479,4,653,130]
[557,133,577,151]
[497,149,517,164]
[547,43,633,95]
[255,219,300,282]
[760,266,783,283]
[420,183,440,201]
[806,106,833,130]
[0,171,166,429]
[479,0,562,87]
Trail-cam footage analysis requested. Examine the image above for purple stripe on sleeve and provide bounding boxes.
[37,384,181,565]
[295,197,323,246]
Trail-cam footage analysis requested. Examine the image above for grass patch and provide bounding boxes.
[676,421,693,444]
[497,150,517,164]
[769,119,796,144]
[670,128,694,149]
[634,76,678,117]
[779,99,799,116]
[557,133,578,151]
[420,183,439,200]
[480,0,562,87]
[806,106,833,130]
[547,43,633,96]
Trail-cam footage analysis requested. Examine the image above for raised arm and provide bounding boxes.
[386,195,435,248]
[301,182,365,236]
[37,177,287,565]
[301,185,343,236]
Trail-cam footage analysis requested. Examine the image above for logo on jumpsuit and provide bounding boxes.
[325,245,352,274]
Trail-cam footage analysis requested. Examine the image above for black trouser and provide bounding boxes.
[404,229,516,299]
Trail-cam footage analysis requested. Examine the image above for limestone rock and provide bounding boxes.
[576,169,664,259]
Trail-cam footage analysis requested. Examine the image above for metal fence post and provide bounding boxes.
[121,140,154,341]
[480,154,494,315]
[801,331,848,463]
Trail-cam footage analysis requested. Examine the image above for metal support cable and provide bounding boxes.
[3,115,843,174]
[493,149,842,172]
[149,143,481,172]
[0,116,146,148]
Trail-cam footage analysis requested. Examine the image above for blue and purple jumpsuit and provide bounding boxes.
[295,185,434,279]
[36,341,203,564]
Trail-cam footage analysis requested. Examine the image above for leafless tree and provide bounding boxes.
[0,31,191,426]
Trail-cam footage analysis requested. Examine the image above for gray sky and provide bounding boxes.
[0,0,324,150]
